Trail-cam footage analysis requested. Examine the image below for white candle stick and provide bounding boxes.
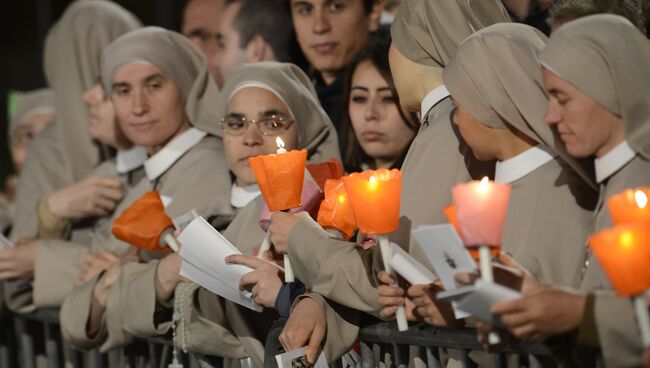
[257,230,271,259]
[634,295,650,347]
[162,231,180,253]
[284,255,295,283]
[378,235,408,332]
[479,246,493,283]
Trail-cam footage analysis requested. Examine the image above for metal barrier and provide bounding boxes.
[1,309,600,368]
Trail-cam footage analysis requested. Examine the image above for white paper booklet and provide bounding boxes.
[178,216,263,312]
[275,347,328,368]
[388,242,436,285]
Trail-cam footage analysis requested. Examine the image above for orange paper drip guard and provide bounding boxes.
[443,204,499,260]
[112,191,173,252]
[249,149,307,211]
[343,169,401,235]
[307,159,344,191]
[317,179,357,240]
[607,187,650,226]
[588,223,650,296]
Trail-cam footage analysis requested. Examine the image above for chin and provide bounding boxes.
[565,144,591,158]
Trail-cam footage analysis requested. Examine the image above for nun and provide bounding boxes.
[492,15,650,367]
[115,62,342,367]
[2,88,56,234]
[442,23,597,288]
[59,27,233,355]
[2,0,141,314]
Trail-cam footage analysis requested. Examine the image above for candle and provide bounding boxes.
[452,177,511,247]
[608,187,650,226]
[112,191,176,252]
[317,179,357,240]
[589,223,650,346]
[276,137,287,154]
[343,169,408,331]
[443,204,499,260]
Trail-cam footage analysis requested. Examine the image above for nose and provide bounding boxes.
[82,85,99,106]
[242,121,263,146]
[543,99,561,126]
[312,9,331,34]
[365,95,381,122]
[132,89,149,117]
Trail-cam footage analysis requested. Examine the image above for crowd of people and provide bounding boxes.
[1,0,650,366]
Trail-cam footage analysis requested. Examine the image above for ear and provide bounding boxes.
[367,0,384,32]
[245,35,271,62]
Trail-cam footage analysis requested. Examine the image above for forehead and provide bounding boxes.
[352,60,387,86]
[227,87,290,115]
[183,0,224,30]
[113,63,165,83]
[219,1,243,32]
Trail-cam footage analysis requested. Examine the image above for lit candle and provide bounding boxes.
[276,137,287,154]
[443,204,499,260]
[452,177,510,283]
[317,179,357,240]
[589,223,650,346]
[344,169,408,331]
[608,187,650,226]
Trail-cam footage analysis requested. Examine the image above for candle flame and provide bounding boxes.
[368,175,378,190]
[635,190,647,209]
[620,231,634,250]
[337,194,346,204]
[275,137,285,149]
[478,176,490,193]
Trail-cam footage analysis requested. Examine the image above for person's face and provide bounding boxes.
[182,0,225,84]
[542,67,625,158]
[82,83,130,149]
[388,43,425,113]
[348,60,414,166]
[111,63,189,154]
[223,87,299,186]
[214,1,249,85]
[9,111,54,172]
[451,99,501,161]
[291,0,381,78]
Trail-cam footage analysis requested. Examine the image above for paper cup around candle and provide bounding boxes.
[249,149,307,211]
[608,187,650,226]
[307,159,344,191]
[452,178,510,247]
[588,223,650,297]
[317,179,357,240]
[343,169,401,235]
[112,191,174,252]
[443,204,499,260]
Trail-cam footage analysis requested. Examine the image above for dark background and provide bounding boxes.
[0,0,188,187]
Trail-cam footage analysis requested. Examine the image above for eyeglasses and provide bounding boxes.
[221,113,295,136]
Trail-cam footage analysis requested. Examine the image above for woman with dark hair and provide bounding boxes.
[340,32,418,172]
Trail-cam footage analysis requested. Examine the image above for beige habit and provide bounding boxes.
[540,14,650,367]
[10,1,141,242]
[443,23,598,287]
[59,27,233,354]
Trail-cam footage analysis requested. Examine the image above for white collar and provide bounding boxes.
[230,183,261,209]
[115,146,148,174]
[144,127,207,181]
[420,85,450,122]
[594,140,636,183]
[495,145,556,184]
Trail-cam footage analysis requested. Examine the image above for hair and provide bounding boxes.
[282,0,378,15]
[228,0,293,61]
[340,30,418,172]
[548,0,646,34]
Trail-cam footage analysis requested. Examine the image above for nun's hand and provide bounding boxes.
[269,212,310,254]
[88,264,122,338]
[408,282,460,327]
[0,238,38,279]
[46,176,123,219]
[227,254,282,308]
[491,285,586,341]
[77,251,119,286]
[279,297,326,365]
[155,254,183,303]
[377,271,417,321]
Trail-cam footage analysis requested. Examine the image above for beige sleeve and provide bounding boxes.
[36,196,71,239]
[101,272,135,352]
[180,283,249,359]
[287,217,382,315]
[118,260,174,338]
[3,278,36,314]
[33,239,87,308]
[592,291,643,367]
[60,274,107,350]
[292,292,362,363]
